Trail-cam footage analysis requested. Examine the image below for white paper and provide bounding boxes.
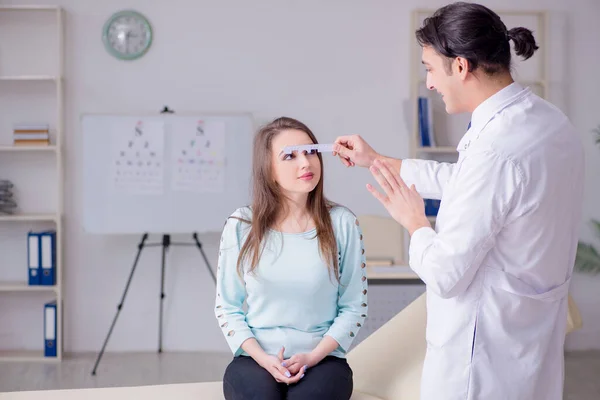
[28,235,39,268]
[171,118,226,193]
[110,119,165,195]
[41,235,52,268]
[45,306,56,340]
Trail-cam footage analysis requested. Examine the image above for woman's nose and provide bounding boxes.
[298,152,311,166]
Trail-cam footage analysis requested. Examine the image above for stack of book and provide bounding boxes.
[0,180,17,214]
[13,124,50,146]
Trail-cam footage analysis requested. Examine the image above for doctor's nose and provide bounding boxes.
[426,76,435,91]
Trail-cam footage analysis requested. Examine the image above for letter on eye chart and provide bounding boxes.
[111,119,165,195]
[170,118,226,193]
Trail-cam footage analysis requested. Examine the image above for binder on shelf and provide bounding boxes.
[44,301,57,357]
[26,230,56,286]
[418,96,436,147]
[27,232,40,285]
[40,231,56,286]
[424,199,441,216]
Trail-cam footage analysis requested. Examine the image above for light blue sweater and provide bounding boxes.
[214,206,368,359]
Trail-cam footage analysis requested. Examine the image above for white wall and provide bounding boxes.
[0,0,599,353]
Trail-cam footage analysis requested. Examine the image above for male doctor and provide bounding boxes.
[333,2,585,400]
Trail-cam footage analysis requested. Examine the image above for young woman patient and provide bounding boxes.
[215,117,368,400]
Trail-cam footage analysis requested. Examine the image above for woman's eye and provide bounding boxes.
[283,153,294,160]
[308,149,318,155]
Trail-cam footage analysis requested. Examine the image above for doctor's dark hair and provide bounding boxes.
[415,2,539,75]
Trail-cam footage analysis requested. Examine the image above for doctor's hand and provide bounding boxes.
[333,135,379,168]
[368,159,431,236]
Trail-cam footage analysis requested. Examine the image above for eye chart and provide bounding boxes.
[171,118,226,193]
[110,119,165,195]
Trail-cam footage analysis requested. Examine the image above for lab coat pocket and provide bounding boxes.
[478,267,569,369]
[484,267,570,302]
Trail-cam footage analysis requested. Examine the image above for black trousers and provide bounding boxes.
[223,355,353,400]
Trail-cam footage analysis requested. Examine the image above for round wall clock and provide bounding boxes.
[102,10,153,60]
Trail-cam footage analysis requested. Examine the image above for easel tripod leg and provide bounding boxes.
[158,234,170,353]
[91,233,149,376]
[192,233,216,284]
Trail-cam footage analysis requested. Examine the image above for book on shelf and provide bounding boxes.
[366,258,394,267]
[418,96,436,147]
[13,123,50,146]
[13,123,49,132]
[13,139,50,146]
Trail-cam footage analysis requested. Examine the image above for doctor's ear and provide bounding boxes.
[455,57,470,78]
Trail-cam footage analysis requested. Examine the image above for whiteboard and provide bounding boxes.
[81,113,254,234]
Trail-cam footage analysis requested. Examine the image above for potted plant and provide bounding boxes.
[574,125,600,274]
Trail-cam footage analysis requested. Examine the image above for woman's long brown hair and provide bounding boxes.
[234,117,339,282]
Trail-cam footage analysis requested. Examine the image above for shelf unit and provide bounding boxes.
[0,5,64,363]
[409,8,548,225]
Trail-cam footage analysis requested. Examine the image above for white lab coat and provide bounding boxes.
[401,82,585,400]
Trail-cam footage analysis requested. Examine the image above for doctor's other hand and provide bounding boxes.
[333,135,379,168]
[368,159,431,236]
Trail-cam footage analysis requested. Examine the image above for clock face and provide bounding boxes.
[102,10,152,60]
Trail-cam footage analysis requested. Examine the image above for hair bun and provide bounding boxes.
[508,27,539,60]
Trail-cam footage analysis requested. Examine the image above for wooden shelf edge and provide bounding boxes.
[0,75,61,81]
[0,350,60,363]
[0,214,59,222]
[0,5,62,11]
[0,145,57,152]
[0,282,58,293]
[366,266,421,281]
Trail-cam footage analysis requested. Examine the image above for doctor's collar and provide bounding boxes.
[469,82,526,134]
